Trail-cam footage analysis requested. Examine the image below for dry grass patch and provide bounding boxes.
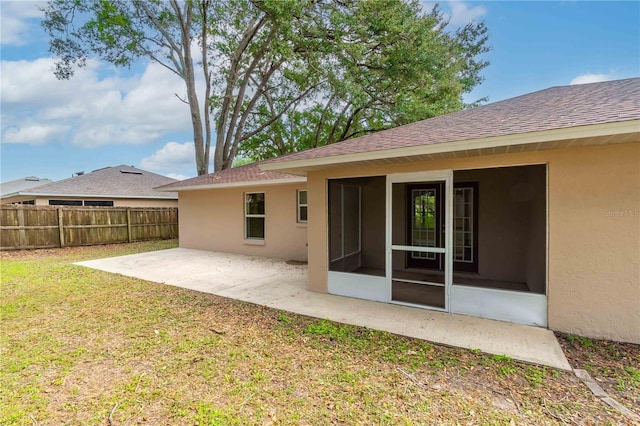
[1,241,637,425]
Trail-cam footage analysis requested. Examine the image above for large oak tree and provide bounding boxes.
[43,0,489,174]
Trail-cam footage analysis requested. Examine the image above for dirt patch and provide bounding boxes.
[557,332,640,413]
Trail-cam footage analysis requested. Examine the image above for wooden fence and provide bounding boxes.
[0,205,178,250]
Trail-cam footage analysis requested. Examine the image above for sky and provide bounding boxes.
[1,1,639,182]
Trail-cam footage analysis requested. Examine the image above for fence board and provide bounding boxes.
[0,205,178,250]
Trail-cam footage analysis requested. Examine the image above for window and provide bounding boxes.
[297,190,308,222]
[84,200,114,207]
[48,199,114,206]
[452,182,478,272]
[245,192,265,240]
[49,199,83,206]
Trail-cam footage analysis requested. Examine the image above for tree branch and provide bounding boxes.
[240,82,318,142]
[223,27,277,160]
[215,14,267,170]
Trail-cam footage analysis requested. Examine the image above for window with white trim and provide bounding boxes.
[297,190,308,223]
[245,192,265,240]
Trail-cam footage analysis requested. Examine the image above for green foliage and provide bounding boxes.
[194,402,240,425]
[614,366,640,391]
[277,312,292,323]
[525,366,547,387]
[305,319,350,338]
[567,334,595,347]
[492,354,517,376]
[240,0,490,161]
[43,0,489,174]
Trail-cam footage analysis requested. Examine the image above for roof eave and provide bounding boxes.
[260,120,640,174]
[156,177,307,192]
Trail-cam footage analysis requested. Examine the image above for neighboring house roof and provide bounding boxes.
[1,176,52,197]
[156,162,305,192]
[3,165,178,200]
[260,78,640,174]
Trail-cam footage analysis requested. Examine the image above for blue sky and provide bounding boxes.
[1,1,639,182]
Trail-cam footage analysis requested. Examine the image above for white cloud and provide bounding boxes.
[446,1,487,26]
[0,1,45,46]
[166,173,191,181]
[140,141,196,172]
[1,57,193,147]
[420,1,487,28]
[3,123,70,145]
[570,72,614,85]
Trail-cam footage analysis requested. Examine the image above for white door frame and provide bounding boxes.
[386,170,454,311]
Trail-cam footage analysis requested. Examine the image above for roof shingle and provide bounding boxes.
[1,177,52,197]
[17,165,178,198]
[157,162,301,191]
[264,77,640,164]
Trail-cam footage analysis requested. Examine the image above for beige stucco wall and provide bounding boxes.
[306,142,639,343]
[31,197,178,207]
[113,198,178,208]
[178,183,308,261]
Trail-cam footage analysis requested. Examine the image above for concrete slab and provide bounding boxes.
[76,248,571,370]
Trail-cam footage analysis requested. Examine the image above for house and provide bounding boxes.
[157,78,640,344]
[160,162,308,261]
[1,176,52,202]
[2,165,178,207]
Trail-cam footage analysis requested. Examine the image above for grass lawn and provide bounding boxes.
[1,241,638,425]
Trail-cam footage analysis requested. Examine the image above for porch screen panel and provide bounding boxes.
[390,181,447,309]
[329,182,343,262]
[343,184,360,256]
[328,181,362,273]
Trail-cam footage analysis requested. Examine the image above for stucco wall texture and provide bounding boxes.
[306,142,639,343]
[178,183,308,262]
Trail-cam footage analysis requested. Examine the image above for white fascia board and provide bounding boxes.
[260,120,640,172]
[15,192,178,200]
[0,192,22,199]
[157,177,307,192]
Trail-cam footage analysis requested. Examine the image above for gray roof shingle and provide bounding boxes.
[264,77,640,164]
[157,162,300,191]
[1,177,52,197]
[18,165,178,199]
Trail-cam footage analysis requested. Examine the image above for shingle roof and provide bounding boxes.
[157,78,640,190]
[1,177,52,197]
[16,165,178,199]
[157,162,302,191]
[264,77,640,164]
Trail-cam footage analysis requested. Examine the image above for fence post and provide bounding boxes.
[57,208,65,248]
[17,206,26,247]
[126,208,132,243]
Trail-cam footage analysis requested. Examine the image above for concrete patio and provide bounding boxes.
[76,247,571,370]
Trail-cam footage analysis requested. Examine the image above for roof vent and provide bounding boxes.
[120,170,143,175]
[73,171,85,177]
